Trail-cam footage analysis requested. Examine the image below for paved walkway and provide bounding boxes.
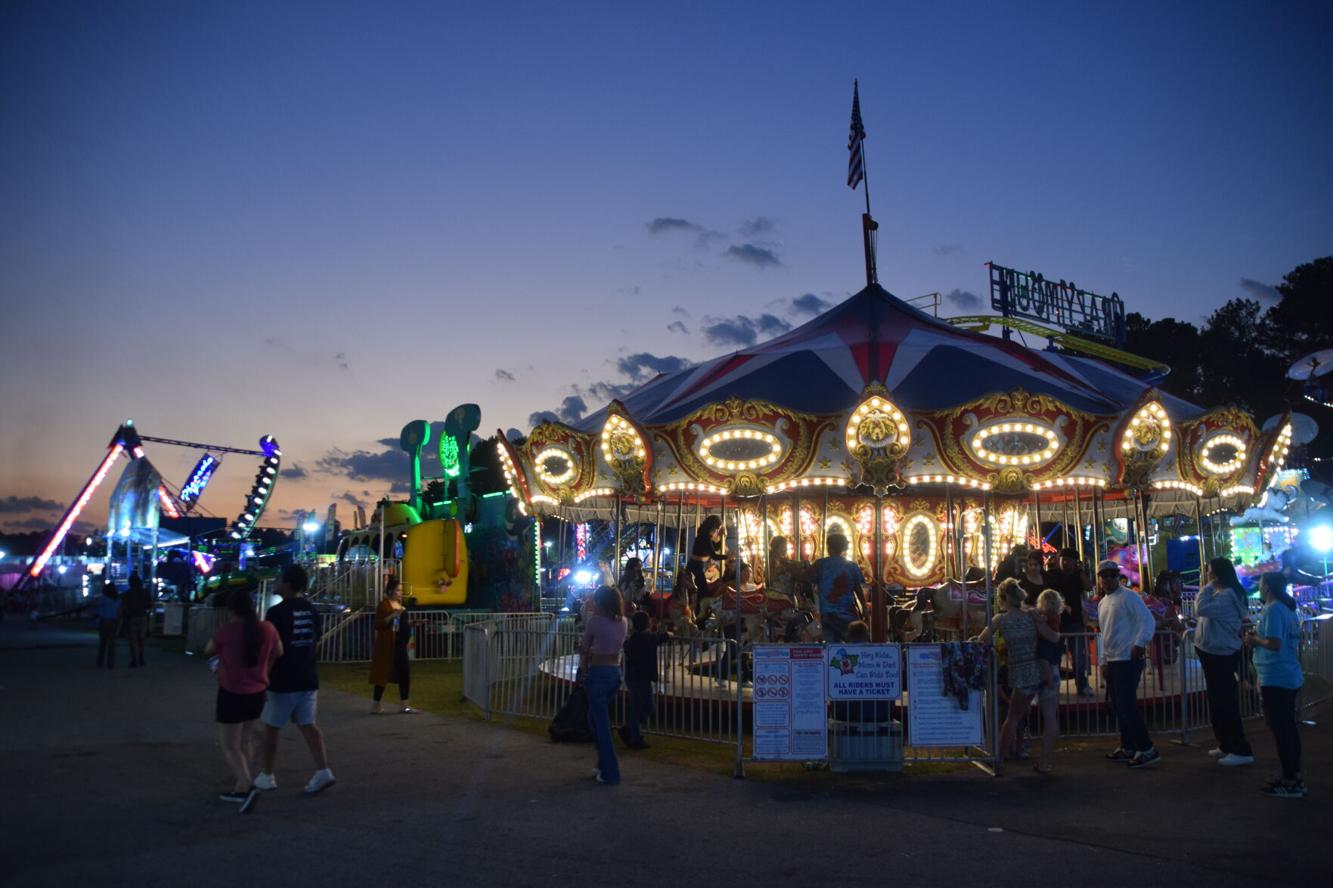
[1,627,1326,886]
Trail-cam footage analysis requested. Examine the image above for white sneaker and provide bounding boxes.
[1218,753,1254,767]
[304,768,336,795]
[253,772,278,791]
[1207,748,1224,758]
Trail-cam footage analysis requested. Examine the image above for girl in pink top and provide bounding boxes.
[579,585,627,785]
[204,588,282,810]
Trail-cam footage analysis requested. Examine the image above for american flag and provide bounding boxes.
[847,81,866,190]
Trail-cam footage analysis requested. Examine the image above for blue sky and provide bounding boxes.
[2,0,1330,531]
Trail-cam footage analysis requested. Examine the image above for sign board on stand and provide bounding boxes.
[826,643,901,700]
[906,646,983,747]
[752,645,827,761]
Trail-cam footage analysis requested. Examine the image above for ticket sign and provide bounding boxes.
[826,643,901,700]
[906,646,983,748]
[752,645,827,761]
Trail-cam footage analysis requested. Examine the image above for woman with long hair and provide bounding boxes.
[369,577,416,714]
[619,557,647,611]
[578,584,627,785]
[203,588,281,814]
[972,578,1058,762]
[1245,572,1305,798]
[1194,557,1255,766]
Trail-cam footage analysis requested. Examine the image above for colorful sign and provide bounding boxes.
[906,646,983,747]
[826,643,902,700]
[752,645,827,761]
[988,262,1125,345]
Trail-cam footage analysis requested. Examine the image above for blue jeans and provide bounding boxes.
[1064,633,1090,690]
[584,666,622,784]
[1105,659,1152,752]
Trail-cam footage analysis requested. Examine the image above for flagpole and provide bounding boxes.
[851,79,878,286]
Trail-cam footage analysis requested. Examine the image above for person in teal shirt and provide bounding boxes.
[1244,572,1304,799]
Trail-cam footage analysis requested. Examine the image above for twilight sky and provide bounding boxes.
[2,0,1331,534]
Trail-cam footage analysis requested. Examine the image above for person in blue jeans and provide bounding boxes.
[579,585,628,785]
[1245,572,1306,798]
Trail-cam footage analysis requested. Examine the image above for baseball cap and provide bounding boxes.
[1097,560,1121,575]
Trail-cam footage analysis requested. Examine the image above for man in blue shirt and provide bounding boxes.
[808,533,866,643]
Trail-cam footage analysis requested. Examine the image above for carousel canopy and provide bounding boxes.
[574,284,1203,431]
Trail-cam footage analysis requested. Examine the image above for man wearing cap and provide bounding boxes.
[1089,560,1160,768]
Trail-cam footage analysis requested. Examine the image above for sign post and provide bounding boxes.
[988,262,1126,347]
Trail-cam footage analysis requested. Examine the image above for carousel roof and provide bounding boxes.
[574,283,1203,430]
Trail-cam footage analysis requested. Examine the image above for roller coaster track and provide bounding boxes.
[946,315,1171,375]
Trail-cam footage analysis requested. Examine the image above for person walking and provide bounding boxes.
[808,532,866,644]
[1245,572,1306,798]
[254,564,336,796]
[203,588,281,814]
[579,585,628,785]
[122,573,151,668]
[1195,557,1255,766]
[369,578,417,713]
[94,582,122,670]
[1090,560,1159,768]
[1045,548,1095,696]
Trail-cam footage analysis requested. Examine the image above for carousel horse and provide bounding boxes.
[904,581,991,641]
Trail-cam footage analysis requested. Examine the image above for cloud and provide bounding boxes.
[671,306,690,317]
[278,464,308,480]
[2,516,61,531]
[701,313,792,348]
[495,368,516,383]
[791,293,831,317]
[616,352,690,381]
[0,495,64,513]
[933,243,964,256]
[557,395,587,424]
[694,229,727,250]
[1239,278,1280,303]
[647,217,700,235]
[334,490,368,509]
[334,351,350,371]
[944,289,982,310]
[666,320,690,335]
[528,410,560,426]
[316,447,407,482]
[724,244,781,268]
[739,217,775,237]
[264,337,351,373]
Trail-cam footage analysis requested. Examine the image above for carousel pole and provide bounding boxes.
[872,492,886,642]
[761,493,770,584]
[793,489,803,562]
[945,485,956,581]
[612,495,622,584]
[1193,496,1207,585]
[1033,488,1043,553]
[1140,491,1155,585]
[982,491,999,773]
[675,491,685,578]
[1073,485,1086,561]
[821,486,830,560]
[652,499,665,598]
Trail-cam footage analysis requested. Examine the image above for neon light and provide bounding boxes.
[229,435,281,540]
[179,454,219,505]
[30,445,124,577]
[576,523,589,561]
[191,551,215,574]
[157,486,182,519]
[440,435,461,479]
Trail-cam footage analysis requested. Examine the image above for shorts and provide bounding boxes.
[1014,684,1043,698]
[262,690,319,727]
[216,688,267,724]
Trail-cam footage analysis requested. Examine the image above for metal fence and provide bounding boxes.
[316,609,556,663]
[463,622,743,747]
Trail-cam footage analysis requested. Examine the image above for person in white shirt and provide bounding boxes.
[1089,560,1160,768]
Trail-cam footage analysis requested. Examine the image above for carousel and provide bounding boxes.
[496,281,1293,646]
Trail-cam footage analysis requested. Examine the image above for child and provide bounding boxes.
[620,611,670,750]
[1032,589,1065,773]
